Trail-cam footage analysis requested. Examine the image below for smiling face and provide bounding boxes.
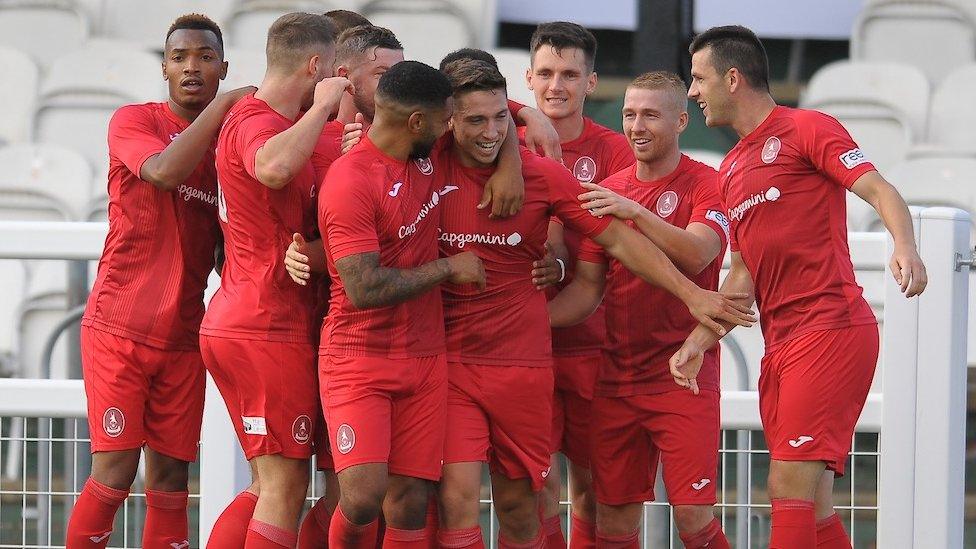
[451,88,509,167]
[688,47,733,128]
[527,45,596,121]
[163,28,227,112]
[622,86,686,164]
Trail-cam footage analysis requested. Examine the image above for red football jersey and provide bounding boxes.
[200,94,318,343]
[83,102,220,350]
[439,146,612,367]
[520,118,633,357]
[578,155,727,396]
[720,106,877,352]
[319,136,446,358]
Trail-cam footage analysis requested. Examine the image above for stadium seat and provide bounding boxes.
[887,156,976,216]
[87,164,109,221]
[17,260,72,379]
[0,144,92,221]
[0,47,39,145]
[0,260,27,375]
[225,0,336,51]
[928,64,976,153]
[221,47,267,91]
[0,0,89,67]
[684,148,726,170]
[34,44,165,171]
[488,48,533,106]
[801,60,929,172]
[361,0,474,66]
[449,0,496,49]
[98,0,236,50]
[852,1,976,84]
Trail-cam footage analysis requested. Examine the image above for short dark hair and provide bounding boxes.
[439,48,498,71]
[166,13,223,55]
[376,60,453,111]
[266,12,336,70]
[529,21,597,72]
[442,59,507,98]
[336,24,402,66]
[324,9,371,34]
[689,25,770,92]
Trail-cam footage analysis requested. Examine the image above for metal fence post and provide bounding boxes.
[878,208,922,549]
[911,207,969,548]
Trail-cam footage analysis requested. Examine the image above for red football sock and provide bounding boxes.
[594,529,638,549]
[298,497,332,549]
[65,478,128,548]
[816,514,852,549]
[770,498,816,549]
[143,489,189,549]
[246,519,298,548]
[382,526,427,549]
[543,514,566,549]
[678,517,729,549]
[569,515,595,549]
[329,505,379,549]
[208,491,258,548]
[437,527,484,549]
[498,529,545,549]
[423,493,439,549]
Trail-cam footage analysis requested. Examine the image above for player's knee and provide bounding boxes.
[438,481,481,527]
[767,462,821,500]
[570,487,596,521]
[672,505,714,535]
[595,503,641,536]
[90,449,141,490]
[383,478,429,528]
[339,484,386,524]
[493,490,539,537]
[144,450,190,491]
[261,461,310,503]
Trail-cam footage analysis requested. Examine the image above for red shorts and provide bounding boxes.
[591,390,720,506]
[320,354,447,481]
[313,407,334,471]
[80,326,205,462]
[201,336,318,461]
[445,363,553,490]
[759,324,879,476]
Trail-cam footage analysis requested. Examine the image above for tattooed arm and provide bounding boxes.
[334,250,485,310]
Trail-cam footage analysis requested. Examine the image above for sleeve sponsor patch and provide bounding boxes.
[839,148,869,170]
[705,210,731,239]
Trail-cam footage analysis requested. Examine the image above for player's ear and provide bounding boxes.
[407,111,425,134]
[586,71,598,95]
[161,60,167,81]
[727,68,739,94]
[676,110,689,134]
[525,67,532,90]
[307,54,320,77]
[336,64,350,78]
[219,60,228,80]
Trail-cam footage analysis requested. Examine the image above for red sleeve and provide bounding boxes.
[797,110,876,189]
[576,236,607,264]
[236,112,283,180]
[688,168,729,251]
[108,105,167,180]
[546,160,613,239]
[311,123,343,181]
[320,161,380,261]
[605,133,635,175]
[508,99,526,125]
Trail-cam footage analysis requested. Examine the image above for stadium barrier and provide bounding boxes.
[0,206,968,548]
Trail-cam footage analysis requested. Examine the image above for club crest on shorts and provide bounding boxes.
[656,190,679,217]
[573,156,596,183]
[761,136,781,164]
[102,407,124,438]
[415,157,434,175]
[292,415,311,444]
[336,423,356,454]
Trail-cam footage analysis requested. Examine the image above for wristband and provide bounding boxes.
[555,258,566,282]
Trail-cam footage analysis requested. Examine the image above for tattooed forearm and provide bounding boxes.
[334,252,452,309]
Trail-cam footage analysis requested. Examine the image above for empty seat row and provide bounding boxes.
[801,61,976,172]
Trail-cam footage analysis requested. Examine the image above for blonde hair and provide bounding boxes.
[628,71,688,114]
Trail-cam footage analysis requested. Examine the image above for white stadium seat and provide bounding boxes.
[225,0,335,51]
[17,260,71,379]
[87,163,109,221]
[34,44,165,171]
[98,0,236,49]
[928,64,976,153]
[887,156,976,217]
[221,47,267,91]
[801,60,929,172]
[0,144,92,222]
[852,1,976,84]
[0,47,39,145]
[488,48,534,106]
[0,0,89,67]
[362,0,473,66]
[448,0,496,49]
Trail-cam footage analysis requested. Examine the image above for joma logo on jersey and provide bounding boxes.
[728,187,781,222]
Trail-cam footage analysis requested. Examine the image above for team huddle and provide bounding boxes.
[66,8,928,549]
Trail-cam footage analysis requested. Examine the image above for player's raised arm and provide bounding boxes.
[547,259,606,327]
[479,116,526,218]
[591,219,755,335]
[850,171,927,297]
[254,76,352,188]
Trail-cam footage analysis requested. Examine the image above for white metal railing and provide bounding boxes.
[0,206,970,547]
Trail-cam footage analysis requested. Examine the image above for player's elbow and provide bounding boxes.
[683,252,713,276]
[255,162,294,190]
[141,164,182,192]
